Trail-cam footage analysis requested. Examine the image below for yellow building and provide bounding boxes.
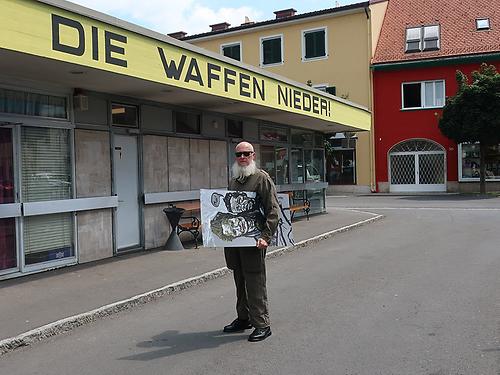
[184,1,387,193]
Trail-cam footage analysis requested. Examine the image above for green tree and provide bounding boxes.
[438,63,500,194]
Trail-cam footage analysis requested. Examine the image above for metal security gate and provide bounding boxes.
[389,140,446,192]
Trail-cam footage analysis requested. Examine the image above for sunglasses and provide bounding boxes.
[235,151,254,157]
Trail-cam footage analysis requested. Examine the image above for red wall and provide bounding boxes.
[373,61,500,190]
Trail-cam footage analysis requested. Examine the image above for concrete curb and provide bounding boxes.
[0,213,383,356]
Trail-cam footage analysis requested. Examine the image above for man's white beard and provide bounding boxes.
[232,160,257,179]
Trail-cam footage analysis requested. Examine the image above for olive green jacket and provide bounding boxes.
[228,169,280,244]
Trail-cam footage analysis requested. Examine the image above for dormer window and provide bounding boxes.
[405,25,440,53]
[476,18,490,30]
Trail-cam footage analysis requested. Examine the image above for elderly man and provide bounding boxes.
[222,141,279,342]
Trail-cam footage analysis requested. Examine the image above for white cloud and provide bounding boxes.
[70,0,262,36]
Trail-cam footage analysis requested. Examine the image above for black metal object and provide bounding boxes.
[163,206,185,250]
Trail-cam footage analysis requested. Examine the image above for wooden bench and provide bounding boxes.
[287,192,310,221]
[171,200,202,248]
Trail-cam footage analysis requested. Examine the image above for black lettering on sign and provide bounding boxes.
[52,14,85,56]
[293,90,301,110]
[277,85,288,106]
[184,58,204,86]
[320,98,328,116]
[312,96,319,114]
[207,63,221,88]
[239,73,251,97]
[224,68,236,92]
[303,92,311,111]
[158,48,186,80]
[253,77,265,101]
[105,31,127,67]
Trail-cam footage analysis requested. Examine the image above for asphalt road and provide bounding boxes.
[2,195,500,375]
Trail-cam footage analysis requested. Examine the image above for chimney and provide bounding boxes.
[241,16,254,26]
[168,31,187,39]
[210,22,231,32]
[273,8,297,19]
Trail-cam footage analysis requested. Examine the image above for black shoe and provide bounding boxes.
[248,326,272,342]
[223,318,252,333]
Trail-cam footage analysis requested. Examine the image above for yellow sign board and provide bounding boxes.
[0,0,370,130]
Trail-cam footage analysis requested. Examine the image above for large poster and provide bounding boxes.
[200,189,294,248]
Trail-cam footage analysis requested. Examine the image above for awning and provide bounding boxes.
[0,0,370,133]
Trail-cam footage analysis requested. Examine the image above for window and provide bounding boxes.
[21,127,74,265]
[226,119,243,138]
[291,129,313,147]
[402,80,445,109]
[174,111,200,134]
[0,88,67,119]
[111,103,138,127]
[260,35,283,66]
[312,84,336,96]
[260,145,276,182]
[459,143,500,181]
[302,28,327,60]
[405,25,440,52]
[476,18,490,30]
[260,125,288,142]
[221,42,241,61]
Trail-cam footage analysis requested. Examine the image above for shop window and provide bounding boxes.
[0,128,16,271]
[460,143,500,181]
[175,111,200,134]
[111,103,138,127]
[261,35,283,66]
[290,148,304,183]
[326,134,356,185]
[405,25,440,52]
[0,88,67,119]
[291,129,313,148]
[402,80,445,109]
[260,125,288,142]
[221,42,241,61]
[21,127,74,265]
[303,28,327,60]
[304,149,325,182]
[260,145,276,182]
[227,119,243,138]
[275,147,289,185]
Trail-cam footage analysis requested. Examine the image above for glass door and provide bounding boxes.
[0,127,17,272]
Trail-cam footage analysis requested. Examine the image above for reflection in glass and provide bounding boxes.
[260,126,288,142]
[260,145,276,182]
[461,143,500,180]
[290,148,304,183]
[0,128,16,271]
[275,147,289,184]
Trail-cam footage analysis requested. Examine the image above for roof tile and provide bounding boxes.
[372,0,500,64]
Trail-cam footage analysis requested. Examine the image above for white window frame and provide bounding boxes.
[401,79,445,110]
[313,83,329,92]
[405,25,440,52]
[220,41,242,61]
[476,18,490,30]
[301,26,328,62]
[260,34,284,67]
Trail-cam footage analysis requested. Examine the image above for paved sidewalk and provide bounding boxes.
[0,207,382,352]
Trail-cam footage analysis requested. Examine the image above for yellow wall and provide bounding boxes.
[190,9,374,188]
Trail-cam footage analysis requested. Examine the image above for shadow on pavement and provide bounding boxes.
[119,329,246,360]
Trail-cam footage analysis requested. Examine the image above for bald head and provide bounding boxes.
[235,141,254,153]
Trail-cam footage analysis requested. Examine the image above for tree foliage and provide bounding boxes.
[438,63,500,193]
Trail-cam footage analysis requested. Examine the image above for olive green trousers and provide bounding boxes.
[224,246,270,328]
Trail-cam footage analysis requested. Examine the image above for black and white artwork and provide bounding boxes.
[200,189,294,248]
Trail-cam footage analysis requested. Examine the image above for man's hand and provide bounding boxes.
[256,238,268,249]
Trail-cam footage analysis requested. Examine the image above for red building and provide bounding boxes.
[372,0,500,193]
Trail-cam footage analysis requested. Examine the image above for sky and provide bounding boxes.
[69,0,363,36]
